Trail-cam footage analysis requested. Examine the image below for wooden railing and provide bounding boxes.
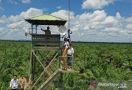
[31,34,60,47]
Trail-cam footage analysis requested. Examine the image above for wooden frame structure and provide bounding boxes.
[25,14,78,90]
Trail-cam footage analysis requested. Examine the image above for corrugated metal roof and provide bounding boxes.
[31,15,64,21]
[25,14,66,25]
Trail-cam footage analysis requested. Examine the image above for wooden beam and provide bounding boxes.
[32,50,45,69]
[31,51,59,89]
[58,69,79,73]
[37,70,60,90]
[33,47,59,51]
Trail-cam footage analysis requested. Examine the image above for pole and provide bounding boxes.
[32,51,35,81]
[35,25,37,34]
[31,24,35,84]
[68,0,71,40]
[31,24,33,34]
[59,73,64,90]
[68,0,70,29]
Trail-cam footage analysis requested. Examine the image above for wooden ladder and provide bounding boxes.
[37,70,60,90]
[31,50,59,89]
[32,49,77,90]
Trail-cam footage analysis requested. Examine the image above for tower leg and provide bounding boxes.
[31,51,35,82]
[59,73,64,90]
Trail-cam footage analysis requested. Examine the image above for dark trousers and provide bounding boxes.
[67,55,72,66]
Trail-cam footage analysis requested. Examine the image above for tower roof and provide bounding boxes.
[25,14,66,25]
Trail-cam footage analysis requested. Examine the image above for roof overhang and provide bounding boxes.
[25,14,67,26]
[25,19,66,25]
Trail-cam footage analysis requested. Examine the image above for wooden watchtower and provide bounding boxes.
[25,14,77,90]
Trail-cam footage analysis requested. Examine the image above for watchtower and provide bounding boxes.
[25,14,77,90]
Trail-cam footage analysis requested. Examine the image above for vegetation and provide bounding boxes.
[0,41,132,89]
[0,41,31,90]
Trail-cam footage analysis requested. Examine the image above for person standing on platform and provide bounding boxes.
[67,43,74,69]
[62,38,70,70]
[41,26,51,35]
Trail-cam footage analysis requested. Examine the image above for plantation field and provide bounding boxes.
[0,41,132,90]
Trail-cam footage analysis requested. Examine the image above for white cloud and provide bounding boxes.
[5,8,43,31]
[0,8,132,42]
[72,10,108,31]
[9,0,18,5]
[126,24,132,29]
[56,6,62,9]
[104,27,122,34]
[70,10,132,42]
[20,8,43,18]
[102,16,118,27]
[91,10,107,21]
[82,0,114,9]
[51,10,75,20]
[7,21,24,29]
[116,12,121,19]
[21,0,31,4]
[50,9,132,42]
[8,0,31,4]
[0,19,5,24]
[0,8,43,40]
[51,10,75,29]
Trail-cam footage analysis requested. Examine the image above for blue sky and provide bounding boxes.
[0,0,132,42]
[0,0,83,16]
[0,0,132,17]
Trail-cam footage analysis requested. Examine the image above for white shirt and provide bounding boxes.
[10,79,19,89]
[67,47,74,56]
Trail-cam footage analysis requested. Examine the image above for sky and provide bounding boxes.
[0,0,132,42]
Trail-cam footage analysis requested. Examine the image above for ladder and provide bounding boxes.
[31,49,77,90]
[31,50,59,89]
[38,70,60,90]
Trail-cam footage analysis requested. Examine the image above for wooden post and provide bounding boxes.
[31,24,35,83]
[35,25,37,34]
[59,73,64,90]
[31,24,33,34]
[31,51,35,81]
